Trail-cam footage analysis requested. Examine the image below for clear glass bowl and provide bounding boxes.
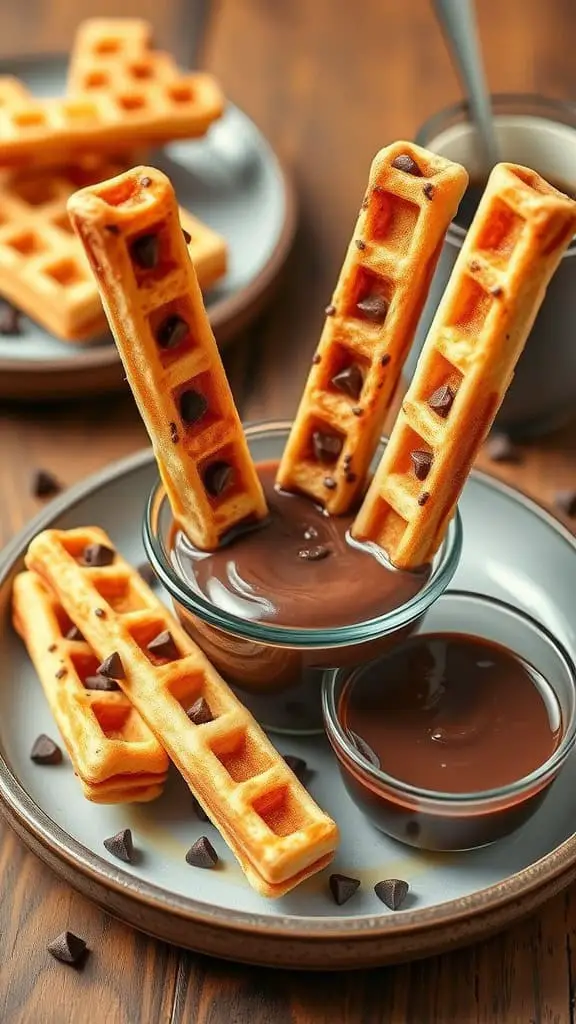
[322,591,576,850]
[144,419,462,735]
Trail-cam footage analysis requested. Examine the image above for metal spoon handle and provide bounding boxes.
[431,0,500,169]
[176,0,214,69]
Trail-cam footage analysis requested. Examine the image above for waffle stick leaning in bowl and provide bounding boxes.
[352,162,576,568]
[25,527,339,898]
[13,570,169,803]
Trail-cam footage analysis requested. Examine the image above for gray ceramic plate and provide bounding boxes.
[0,56,296,399]
[1,448,576,969]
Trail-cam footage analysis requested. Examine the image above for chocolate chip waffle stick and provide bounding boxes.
[12,570,168,804]
[352,163,576,568]
[275,142,468,513]
[68,166,267,548]
[25,527,338,897]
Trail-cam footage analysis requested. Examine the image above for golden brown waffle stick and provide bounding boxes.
[68,166,266,549]
[26,527,338,897]
[353,163,576,568]
[12,570,168,803]
[275,142,468,513]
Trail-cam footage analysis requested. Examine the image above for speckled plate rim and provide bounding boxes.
[1,446,576,968]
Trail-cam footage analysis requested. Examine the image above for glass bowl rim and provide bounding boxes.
[322,588,576,804]
[142,418,463,649]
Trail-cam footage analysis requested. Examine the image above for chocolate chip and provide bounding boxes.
[312,430,343,463]
[283,754,307,782]
[105,223,120,235]
[428,384,455,418]
[329,873,361,906]
[156,314,189,349]
[352,406,363,417]
[47,931,87,966]
[355,239,366,250]
[48,643,57,652]
[185,836,218,868]
[147,630,179,661]
[136,561,156,586]
[186,697,213,725]
[392,153,422,176]
[325,303,336,316]
[55,668,67,680]
[423,183,435,200]
[312,353,321,365]
[179,389,208,426]
[104,827,134,863]
[490,285,503,298]
[84,674,119,691]
[356,293,388,323]
[469,259,481,272]
[130,233,159,269]
[170,421,179,443]
[94,608,106,618]
[374,878,409,910]
[554,490,576,518]
[140,175,152,187]
[418,492,430,506]
[346,472,357,483]
[97,652,125,680]
[182,228,192,244]
[82,542,115,567]
[0,302,21,335]
[65,625,84,642]
[203,461,233,498]
[410,450,433,480]
[32,469,61,499]
[298,545,330,561]
[303,526,318,540]
[30,734,62,765]
[192,796,209,821]
[331,364,363,399]
[323,476,337,490]
[380,354,391,367]
[486,432,522,464]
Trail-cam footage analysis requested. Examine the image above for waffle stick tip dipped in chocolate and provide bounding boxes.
[67,166,267,550]
[352,162,576,568]
[275,141,468,513]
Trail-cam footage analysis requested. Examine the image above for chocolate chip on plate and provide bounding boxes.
[30,734,62,765]
[185,836,218,868]
[147,630,179,661]
[186,697,213,725]
[312,430,343,463]
[428,384,455,418]
[156,314,189,349]
[486,432,522,464]
[82,542,115,567]
[283,754,307,782]
[331,364,364,400]
[391,153,422,176]
[130,233,159,269]
[97,652,125,680]
[103,827,134,864]
[0,301,22,335]
[554,489,576,518]
[203,461,233,498]
[47,931,88,966]
[374,878,410,910]
[84,674,120,692]
[32,468,61,499]
[410,450,433,481]
[356,293,388,323]
[329,873,361,906]
[179,389,208,426]
[298,545,330,562]
[65,625,84,642]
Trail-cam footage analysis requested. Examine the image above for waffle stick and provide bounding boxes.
[68,166,266,548]
[25,526,338,897]
[352,163,576,568]
[276,142,468,513]
[12,570,168,803]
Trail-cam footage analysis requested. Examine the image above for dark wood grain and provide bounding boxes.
[1,0,576,1021]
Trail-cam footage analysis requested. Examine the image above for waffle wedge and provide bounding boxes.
[68,166,267,549]
[352,163,576,568]
[276,142,468,513]
[25,526,338,897]
[12,570,168,803]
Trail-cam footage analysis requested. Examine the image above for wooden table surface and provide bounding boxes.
[2,0,576,1020]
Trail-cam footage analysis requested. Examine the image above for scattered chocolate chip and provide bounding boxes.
[32,469,61,499]
[186,835,218,868]
[179,389,208,426]
[469,259,481,272]
[48,643,57,652]
[0,302,22,335]
[82,542,115,567]
[410,450,433,480]
[170,421,179,444]
[284,754,307,782]
[312,353,321,365]
[156,314,189,349]
[428,384,455,418]
[186,697,213,725]
[97,652,125,680]
[331,364,364,400]
[192,796,209,821]
[418,492,430,507]
[65,625,84,642]
[83,674,119,692]
[303,526,318,540]
[325,303,336,316]
[490,285,503,298]
[356,293,388,323]
[323,476,337,490]
[105,223,120,235]
[130,233,159,270]
[104,827,134,863]
[94,608,106,618]
[380,354,391,367]
[312,430,343,463]
[355,239,366,250]
[346,472,357,483]
[486,432,522,464]
[343,454,352,466]
[30,734,62,765]
[203,461,233,498]
[136,561,156,586]
[374,878,409,910]
[392,153,422,176]
[352,406,363,417]
[329,873,361,906]
[554,490,576,518]
[298,545,330,561]
[55,668,67,680]
[47,931,87,966]
[182,228,192,244]
[140,175,152,188]
[423,183,435,200]
[147,630,179,661]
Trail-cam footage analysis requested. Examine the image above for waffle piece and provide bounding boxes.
[25,526,338,897]
[12,571,168,804]
[275,142,468,513]
[68,166,267,548]
[352,163,576,568]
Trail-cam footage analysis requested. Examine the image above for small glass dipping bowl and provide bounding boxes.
[322,591,576,851]
[144,420,462,735]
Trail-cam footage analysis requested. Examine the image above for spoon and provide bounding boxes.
[431,0,500,170]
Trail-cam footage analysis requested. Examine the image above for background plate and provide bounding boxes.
[0,56,296,399]
[1,447,576,969]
